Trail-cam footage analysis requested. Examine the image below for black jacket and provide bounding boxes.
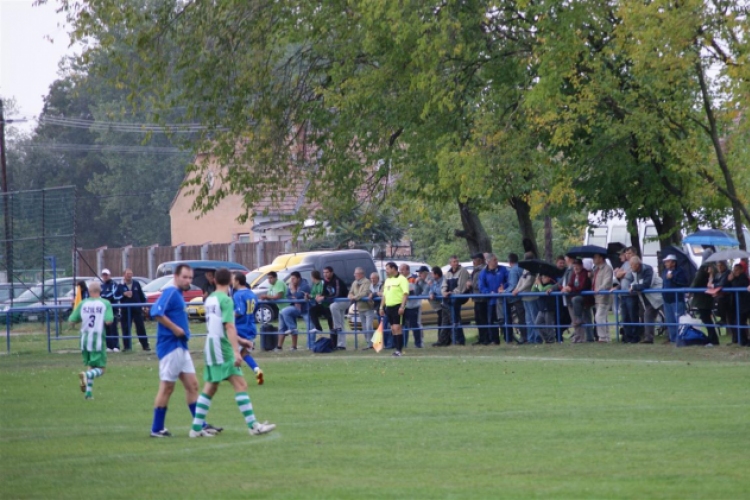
[117,280,146,304]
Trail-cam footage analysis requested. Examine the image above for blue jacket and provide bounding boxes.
[101,279,122,304]
[661,266,688,304]
[286,278,311,314]
[479,266,509,306]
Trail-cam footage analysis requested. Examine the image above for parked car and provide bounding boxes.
[0,277,92,322]
[155,260,248,293]
[142,276,203,316]
[252,250,377,323]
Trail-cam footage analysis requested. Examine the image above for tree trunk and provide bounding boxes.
[544,214,553,262]
[509,196,539,258]
[651,210,682,251]
[453,200,492,255]
[696,60,748,250]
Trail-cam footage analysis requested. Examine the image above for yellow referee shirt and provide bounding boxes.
[383,275,410,307]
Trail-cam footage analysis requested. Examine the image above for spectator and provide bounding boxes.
[506,253,525,343]
[478,254,508,345]
[440,256,470,346]
[629,256,663,344]
[708,260,731,339]
[369,272,387,348]
[259,271,287,302]
[201,270,216,301]
[308,270,334,336]
[690,249,719,345]
[322,267,348,349]
[428,267,445,337]
[73,280,89,311]
[415,265,432,333]
[469,253,489,346]
[563,259,593,343]
[117,268,151,352]
[531,274,557,343]
[400,264,424,348]
[726,264,750,346]
[344,267,374,350]
[615,248,638,343]
[552,255,573,338]
[275,271,311,352]
[591,252,614,343]
[100,269,122,352]
[512,251,540,344]
[330,267,357,350]
[661,254,688,343]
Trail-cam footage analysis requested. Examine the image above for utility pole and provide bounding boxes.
[0,99,11,289]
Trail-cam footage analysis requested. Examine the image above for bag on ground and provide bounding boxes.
[260,323,279,351]
[312,337,333,353]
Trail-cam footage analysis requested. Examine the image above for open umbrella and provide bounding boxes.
[607,242,626,270]
[703,248,750,264]
[566,245,609,258]
[518,259,564,278]
[683,229,739,247]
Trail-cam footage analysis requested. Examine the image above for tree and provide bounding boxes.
[54,0,553,256]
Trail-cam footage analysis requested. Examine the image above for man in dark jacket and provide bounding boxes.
[322,267,348,348]
[563,259,592,343]
[661,254,689,343]
[117,268,151,351]
[469,253,489,345]
[726,264,750,345]
[690,249,719,344]
[101,268,122,352]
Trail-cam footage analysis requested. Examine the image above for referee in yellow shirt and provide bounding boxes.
[379,262,410,357]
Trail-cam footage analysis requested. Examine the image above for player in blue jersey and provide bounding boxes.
[232,272,264,385]
[148,264,222,437]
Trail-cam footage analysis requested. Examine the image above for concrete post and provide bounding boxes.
[228,242,236,263]
[147,244,158,279]
[96,246,107,275]
[256,240,265,268]
[174,243,183,262]
[121,245,132,272]
[201,242,210,261]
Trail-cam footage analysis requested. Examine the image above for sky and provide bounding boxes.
[0,0,73,132]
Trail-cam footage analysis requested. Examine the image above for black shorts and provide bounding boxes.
[383,305,403,327]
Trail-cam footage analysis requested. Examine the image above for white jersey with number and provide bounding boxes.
[70,297,114,352]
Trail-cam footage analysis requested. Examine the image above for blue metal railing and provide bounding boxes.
[4,287,750,352]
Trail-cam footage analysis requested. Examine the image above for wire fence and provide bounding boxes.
[5,287,749,353]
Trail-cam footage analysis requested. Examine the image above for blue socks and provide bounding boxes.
[243,354,259,371]
[152,407,167,433]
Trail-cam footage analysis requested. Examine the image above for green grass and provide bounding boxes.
[2,330,750,499]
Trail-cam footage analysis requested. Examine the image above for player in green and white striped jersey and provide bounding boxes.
[69,281,114,399]
[189,268,275,437]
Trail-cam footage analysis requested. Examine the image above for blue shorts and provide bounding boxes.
[237,328,257,341]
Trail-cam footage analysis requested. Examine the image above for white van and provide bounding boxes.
[584,211,750,269]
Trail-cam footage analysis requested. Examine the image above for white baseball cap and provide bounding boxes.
[101,268,111,275]
[663,255,677,262]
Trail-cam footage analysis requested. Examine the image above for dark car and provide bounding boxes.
[252,250,377,323]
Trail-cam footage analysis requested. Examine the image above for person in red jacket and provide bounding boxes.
[562,259,593,343]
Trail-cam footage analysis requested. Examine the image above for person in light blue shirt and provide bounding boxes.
[148,264,221,438]
[505,253,524,343]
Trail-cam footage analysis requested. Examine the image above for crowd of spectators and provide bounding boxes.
[302,248,750,349]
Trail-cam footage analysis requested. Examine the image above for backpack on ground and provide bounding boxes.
[260,323,278,351]
[312,337,333,353]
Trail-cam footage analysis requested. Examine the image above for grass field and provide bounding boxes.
[2,326,750,499]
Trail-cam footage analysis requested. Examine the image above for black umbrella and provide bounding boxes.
[607,242,626,270]
[566,245,609,258]
[661,245,697,285]
[518,259,564,278]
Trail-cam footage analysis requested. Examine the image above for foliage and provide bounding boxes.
[301,205,405,252]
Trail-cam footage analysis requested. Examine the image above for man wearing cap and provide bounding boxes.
[469,253,490,345]
[440,256,470,346]
[661,254,688,343]
[100,269,122,352]
[591,251,614,342]
[400,264,424,348]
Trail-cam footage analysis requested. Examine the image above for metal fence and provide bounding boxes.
[5,287,749,353]
[0,186,76,304]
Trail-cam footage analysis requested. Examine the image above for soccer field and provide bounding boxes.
[2,341,749,499]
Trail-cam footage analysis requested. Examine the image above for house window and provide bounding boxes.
[236,233,251,243]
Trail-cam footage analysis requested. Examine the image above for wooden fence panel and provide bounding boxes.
[208,243,229,261]
[129,247,149,277]
[102,248,123,275]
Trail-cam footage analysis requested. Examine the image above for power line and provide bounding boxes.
[37,116,214,134]
[19,143,192,155]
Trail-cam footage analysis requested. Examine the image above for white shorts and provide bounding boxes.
[159,348,196,382]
